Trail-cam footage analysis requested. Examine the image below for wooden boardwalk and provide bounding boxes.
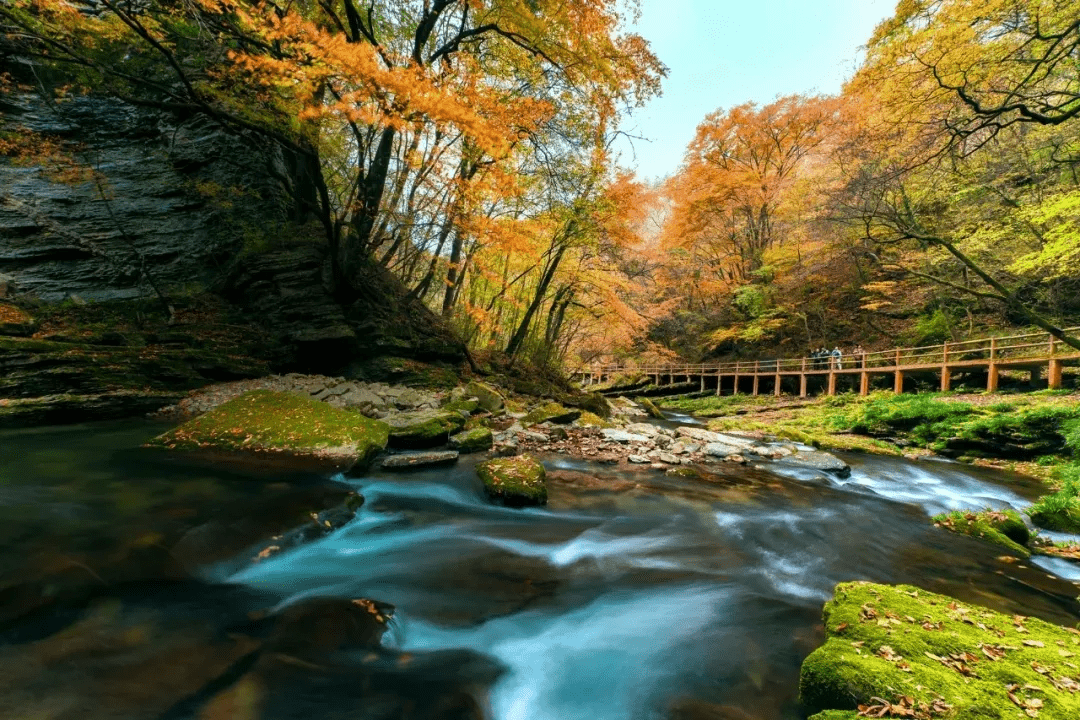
[576,328,1080,398]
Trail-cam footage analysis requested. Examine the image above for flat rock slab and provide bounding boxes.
[676,427,758,448]
[381,450,459,470]
[703,441,747,458]
[601,429,654,444]
[779,450,850,476]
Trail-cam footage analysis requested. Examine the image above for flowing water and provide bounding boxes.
[2,419,1080,720]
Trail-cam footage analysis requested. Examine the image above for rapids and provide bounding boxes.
[2,418,1080,720]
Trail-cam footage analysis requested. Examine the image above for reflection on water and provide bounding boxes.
[2,421,1080,720]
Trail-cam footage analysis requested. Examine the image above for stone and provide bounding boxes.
[465,381,505,413]
[637,396,665,419]
[601,429,653,444]
[145,390,389,474]
[381,450,460,470]
[659,452,681,465]
[492,440,519,457]
[800,581,1080,719]
[521,430,550,442]
[703,442,746,458]
[448,427,494,454]
[628,455,650,464]
[383,408,467,448]
[625,423,661,437]
[933,509,1032,555]
[676,427,759,448]
[477,455,547,506]
[654,434,673,448]
[779,450,851,477]
[549,426,569,440]
[522,401,582,426]
[341,386,386,409]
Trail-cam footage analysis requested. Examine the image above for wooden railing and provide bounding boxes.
[575,327,1080,378]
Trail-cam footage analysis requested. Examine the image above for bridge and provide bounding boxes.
[576,328,1080,398]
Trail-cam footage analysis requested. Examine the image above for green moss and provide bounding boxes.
[522,402,581,426]
[384,409,466,448]
[933,509,1031,556]
[801,581,1080,719]
[443,397,480,414]
[637,396,665,419]
[448,427,493,454]
[575,411,613,428]
[146,390,389,471]
[477,455,547,506]
[464,381,505,413]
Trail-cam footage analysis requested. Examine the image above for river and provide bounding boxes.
[2,417,1080,720]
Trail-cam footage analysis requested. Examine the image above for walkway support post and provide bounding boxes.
[941,342,951,392]
[774,372,782,397]
[988,338,999,392]
[752,362,760,396]
[827,372,837,396]
[860,371,869,396]
[894,370,904,394]
[733,363,740,395]
[1049,359,1063,389]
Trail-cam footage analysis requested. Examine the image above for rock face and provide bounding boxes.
[146,390,389,474]
[1,94,287,302]
[801,581,1080,719]
[477,455,548,506]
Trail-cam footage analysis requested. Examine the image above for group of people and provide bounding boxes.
[810,345,867,370]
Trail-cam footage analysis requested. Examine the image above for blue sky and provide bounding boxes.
[615,0,898,181]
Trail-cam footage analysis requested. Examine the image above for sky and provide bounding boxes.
[614,0,898,181]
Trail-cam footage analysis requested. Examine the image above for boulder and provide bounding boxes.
[465,381,505,413]
[448,427,494,454]
[676,427,758,448]
[933,508,1032,555]
[801,581,1080,719]
[703,442,747,458]
[477,455,547,506]
[522,402,582,426]
[779,450,850,477]
[380,450,460,470]
[637,396,665,419]
[145,390,389,474]
[383,409,466,448]
[625,423,661,437]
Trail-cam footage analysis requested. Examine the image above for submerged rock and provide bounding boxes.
[384,408,466,448]
[381,450,460,470]
[801,581,1080,719]
[477,455,547,506]
[145,390,389,474]
[449,427,494,453]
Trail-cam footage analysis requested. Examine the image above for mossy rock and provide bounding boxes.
[575,411,613,429]
[146,390,389,474]
[464,381,505,413]
[1028,505,1080,535]
[934,509,1031,556]
[638,396,665,419]
[522,402,581,426]
[443,397,480,414]
[477,455,547,506]
[383,409,466,448]
[448,427,493,454]
[800,581,1080,719]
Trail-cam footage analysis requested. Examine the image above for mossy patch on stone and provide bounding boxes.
[638,396,665,419]
[522,402,581,426]
[383,409,466,448]
[443,397,480,414]
[448,427,493,454]
[575,411,613,428]
[933,509,1031,556]
[477,455,547,506]
[464,380,505,413]
[801,581,1080,719]
[146,390,389,474]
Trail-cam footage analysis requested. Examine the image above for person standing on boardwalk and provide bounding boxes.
[832,346,842,370]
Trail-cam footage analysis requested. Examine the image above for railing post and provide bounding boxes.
[894,348,901,368]
[942,342,949,364]
[1049,333,1056,356]
[987,338,999,392]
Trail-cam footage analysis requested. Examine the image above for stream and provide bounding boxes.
[3,417,1080,720]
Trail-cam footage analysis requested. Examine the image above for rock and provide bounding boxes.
[637,396,665,419]
[779,450,851,477]
[522,401,582,426]
[443,397,480,414]
[703,442,746,458]
[341,386,387,410]
[933,509,1031,555]
[601,429,654,444]
[677,427,760,448]
[521,430,550,442]
[465,381,505,413]
[491,440,519,457]
[448,427,494,454]
[625,423,661,437]
[654,434,673,448]
[383,409,466,448]
[549,426,568,440]
[145,390,389,474]
[628,455,650,464]
[800,581,1080,719]
[659,452,681,465]
[381,450,460,470]
[477,455,547,506]
[269,596,393,656]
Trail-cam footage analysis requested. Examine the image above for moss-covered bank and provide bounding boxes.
[802,581,1080,719]
[146,389,389,474]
